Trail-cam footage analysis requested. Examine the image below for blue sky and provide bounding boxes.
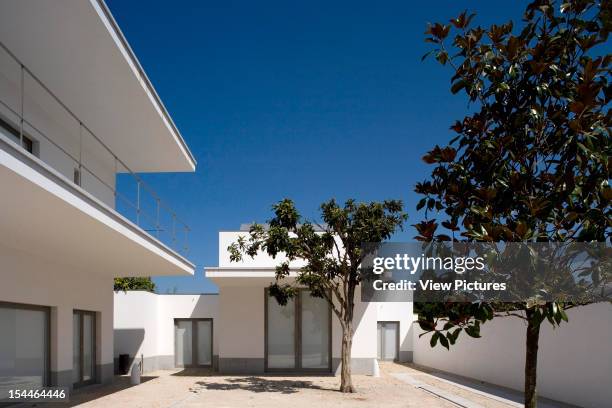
[106,0,524,294]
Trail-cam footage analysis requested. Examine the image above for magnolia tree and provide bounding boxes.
[228,198,406,392]
[415,1,610,407]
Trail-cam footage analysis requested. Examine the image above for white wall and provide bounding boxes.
[375,302,414,360]
[114,292,219,372]
[157,294,219,357]
[413,302,612,408]
[218,231,306,268]
[0,244,114,386]
[0,44,116,208]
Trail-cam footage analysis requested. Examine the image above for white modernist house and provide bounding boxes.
[114,227,414,376]
[0,0,196,396]
[205,228,415,374]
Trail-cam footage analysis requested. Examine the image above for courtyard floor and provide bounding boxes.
[35,363,573,408]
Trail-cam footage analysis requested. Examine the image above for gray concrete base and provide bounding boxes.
[399,350,413,363]
[218,358,265,374]
[51,362,113,391]
[332,358,376,375]
[114,355,219,374]
[50,369,73,390]
[114,355,175,374]
[99,363,114,385]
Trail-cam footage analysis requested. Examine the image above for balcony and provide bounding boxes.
[0,36,195,276]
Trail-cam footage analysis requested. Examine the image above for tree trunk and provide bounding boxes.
[525,310,541,408]
[340,322,355,393]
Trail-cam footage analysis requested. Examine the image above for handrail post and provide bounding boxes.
[78,122,82,186]
[19,64,24,148]
[184,226,188,254]
[172,214,177,248]
[156,198,160,238]
[136,180,141,226]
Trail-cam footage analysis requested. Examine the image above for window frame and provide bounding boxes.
[264,288,333,373]
[173,318,214,369]
[73,309,97,388]
[0,301,51,388]
[0,115,37,155]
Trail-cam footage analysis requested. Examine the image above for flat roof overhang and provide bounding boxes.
[0,137,195,277]
[0,0,196,173]
[205,267,298,287]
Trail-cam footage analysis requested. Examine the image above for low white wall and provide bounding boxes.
[113,292,219,372]
[413,302,612,408]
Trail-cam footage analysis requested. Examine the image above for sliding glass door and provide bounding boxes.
[73,310,96,387]
[266,297,295,369]
[265,290,331,372]
[174,319,213,368]
[0,302,49,400]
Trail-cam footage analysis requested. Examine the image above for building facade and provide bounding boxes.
[205,229,415,375]
[0,0,196,397]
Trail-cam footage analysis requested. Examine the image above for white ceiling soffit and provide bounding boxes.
[0,145,195,277]
[0,0,196,173]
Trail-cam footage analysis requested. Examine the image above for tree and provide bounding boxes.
[415,1,610,407]
[228,198,406,392]
[113,277,156,292]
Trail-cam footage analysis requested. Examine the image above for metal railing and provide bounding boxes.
[0,40,190,255]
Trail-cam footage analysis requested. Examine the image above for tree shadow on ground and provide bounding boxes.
[194,376,336,394]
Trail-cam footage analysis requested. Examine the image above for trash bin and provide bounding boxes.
[119,354,130,375]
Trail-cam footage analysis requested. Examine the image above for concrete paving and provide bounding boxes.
[22,363,572,408]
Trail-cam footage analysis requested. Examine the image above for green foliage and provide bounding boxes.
[229,198,407,311]
[415,0,610,351]
[229,198,406,392]
[418,5,609,404]
[113,277,156,292]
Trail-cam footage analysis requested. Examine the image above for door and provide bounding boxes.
[265,289,331,372]
[174,319,213,368]
[73,310,96,387]
[377,322,399,361]
[0,302,50,400]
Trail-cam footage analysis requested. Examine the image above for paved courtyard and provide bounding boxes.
[36,363,569,408]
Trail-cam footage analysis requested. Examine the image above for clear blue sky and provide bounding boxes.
[106,0,525,294]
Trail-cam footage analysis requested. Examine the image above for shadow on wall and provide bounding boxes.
[113,328,144,374]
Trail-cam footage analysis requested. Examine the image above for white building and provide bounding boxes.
[206,228,415,374]
[0,0,196,396]
[114,229,612,408]
[114,228,414,376]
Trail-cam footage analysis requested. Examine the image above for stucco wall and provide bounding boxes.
[0,45,116,208]
[374,302,414,361]
[113,292,219,373]
[0,244,114,388]
[413,302,612,408]
[213,281,413,374]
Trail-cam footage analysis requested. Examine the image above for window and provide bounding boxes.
[73,310,96,387]
[0,115,36,155]
[174,319,213,368]
[0,302,50,400]
[265,289,331,372]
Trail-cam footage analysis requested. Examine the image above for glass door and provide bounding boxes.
[266,297,295,369]
[174,319,213,368]
[265,290,331,372]
[300,293,330,369]
[73,310,96,387]
[0,303,49,400]
[376,321,399,361]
